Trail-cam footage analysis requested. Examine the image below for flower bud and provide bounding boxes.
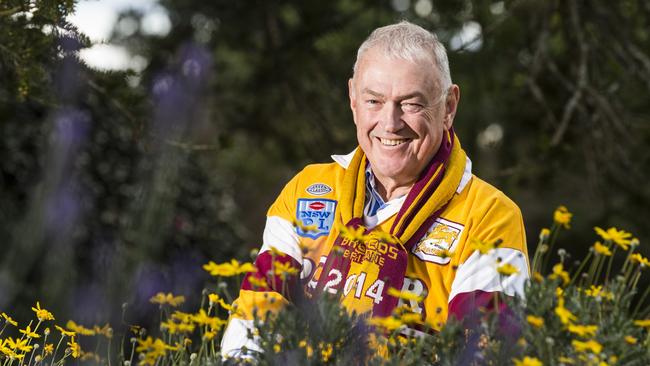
[539,228,551,240]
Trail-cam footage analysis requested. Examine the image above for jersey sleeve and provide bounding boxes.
[220,170,305,357]
[447,190,529,321]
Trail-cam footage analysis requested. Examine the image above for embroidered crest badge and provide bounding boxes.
[296,199,337,239]
[306,183,333,196]
[412,218,464,264]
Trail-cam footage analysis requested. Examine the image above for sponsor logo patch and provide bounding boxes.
[412,218,464,265]
[306,183,333,196]
[296,199,337,239]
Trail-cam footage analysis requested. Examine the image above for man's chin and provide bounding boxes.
[370,163,412,180]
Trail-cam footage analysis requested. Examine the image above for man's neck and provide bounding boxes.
[374,175,414,202]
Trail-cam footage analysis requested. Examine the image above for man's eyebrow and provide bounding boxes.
[395,92,426,100]
[361,88,384,98]
[361,88,426,101]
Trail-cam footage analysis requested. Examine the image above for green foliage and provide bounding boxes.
[247,295,372,365]
[241,293,468,366]
[0,0,80,104]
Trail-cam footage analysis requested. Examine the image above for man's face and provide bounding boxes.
[349,48,459,186]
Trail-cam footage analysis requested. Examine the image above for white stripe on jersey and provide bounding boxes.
[261,216,302,263]
[448,247,530,304]
[220,318,260,358]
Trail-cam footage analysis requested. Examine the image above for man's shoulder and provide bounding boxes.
[282,161,345,198]
[269,161,343,217]
[458,175,522,216]
[296,161,345,181]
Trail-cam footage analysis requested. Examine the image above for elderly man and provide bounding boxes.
[221,20,529,355]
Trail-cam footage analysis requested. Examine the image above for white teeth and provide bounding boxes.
[379,137,407,146]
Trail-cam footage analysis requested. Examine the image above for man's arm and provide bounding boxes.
[447,190,529,325]
[220,173,305,358]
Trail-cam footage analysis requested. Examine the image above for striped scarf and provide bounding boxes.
[310,129,466,317]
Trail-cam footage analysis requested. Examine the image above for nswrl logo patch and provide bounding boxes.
[296,199,337,239]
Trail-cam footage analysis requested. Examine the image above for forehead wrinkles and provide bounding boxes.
[354,53,442,99]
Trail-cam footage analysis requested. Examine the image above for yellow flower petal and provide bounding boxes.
[568,324,598,338]
[549,263,570,285]
[592,241,612,256]
[630,253,650,268]
[513,356,543,366]
[526,315,544,328]
[367,316,402,331]
[572,339,602,354]
[31,302,55,321]
[594,226,633,250]
[497,263,519,276]
[633,319,650,328]
[555,298,577,325]
[203,259,256,277]
[554,206,572,229]
[387,287,424,302]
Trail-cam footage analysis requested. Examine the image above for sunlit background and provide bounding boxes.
[70,0,171,71]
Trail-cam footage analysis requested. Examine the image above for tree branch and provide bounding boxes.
[550,0,588,146]
[0,6,20,17]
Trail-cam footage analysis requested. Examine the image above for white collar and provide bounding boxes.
[330,149,357,169]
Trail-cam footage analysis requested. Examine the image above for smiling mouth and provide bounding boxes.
[378,137,409,146]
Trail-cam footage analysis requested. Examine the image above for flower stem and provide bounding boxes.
[107,335,112,366]
[39,332,48,362]
[51,334,65,365]
[603,246,618,284]
[621,247,636,274]
[531,232,549,274]
[541,224,560,272]
[569,251,592,287]
[593,251,609,285]
[631,274,650,317]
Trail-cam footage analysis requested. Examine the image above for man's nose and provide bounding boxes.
[380,102,404,133]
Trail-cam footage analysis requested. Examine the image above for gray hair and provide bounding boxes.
[353,21,452,91]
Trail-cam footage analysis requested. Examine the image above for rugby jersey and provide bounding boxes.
[221,150,529,356]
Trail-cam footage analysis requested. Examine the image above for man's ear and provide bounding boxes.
[348,78,358,125]
[444,84,460,130]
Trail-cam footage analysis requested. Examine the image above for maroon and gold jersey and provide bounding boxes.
[221,150,529,355]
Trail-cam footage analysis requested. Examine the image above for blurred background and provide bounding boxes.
[1,0,648,328]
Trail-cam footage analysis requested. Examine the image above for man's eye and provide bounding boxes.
[401,103,423,113]
[365,100,382,109]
